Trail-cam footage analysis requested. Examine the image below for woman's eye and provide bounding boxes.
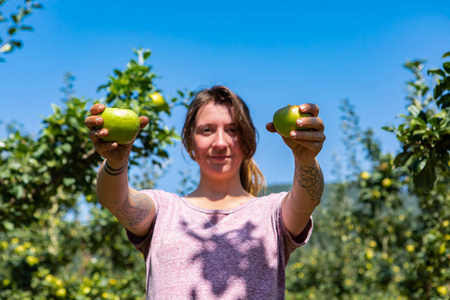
[227,128,237,134]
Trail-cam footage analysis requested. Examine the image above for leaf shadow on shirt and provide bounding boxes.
[180,214,278,299]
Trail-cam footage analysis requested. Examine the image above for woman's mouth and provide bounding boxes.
[208,155,231,161]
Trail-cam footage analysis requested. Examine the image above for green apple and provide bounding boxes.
[272,104,312,138]
[149,92,167,108]
[97,108,140,144]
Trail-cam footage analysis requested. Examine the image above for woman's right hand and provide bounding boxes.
[85,104,149,168]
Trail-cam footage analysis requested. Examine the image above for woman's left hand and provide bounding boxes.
[266,103,326,165]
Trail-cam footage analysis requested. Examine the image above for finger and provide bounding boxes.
[139,116,149,129]
[290,130,326,142]
[266,122,277,133]
[85,115,103,129]
[90,103,106,115]
[299,103,320,117]
[95,141,118,153]
[296,117,324,132]
[89,128,109,141]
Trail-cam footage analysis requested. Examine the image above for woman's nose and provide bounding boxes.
[212,131,227,150]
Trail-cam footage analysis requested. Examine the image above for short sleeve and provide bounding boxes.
[274,196,313,266]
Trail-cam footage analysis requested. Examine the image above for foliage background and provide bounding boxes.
[1,1,449,299]
[1,49,449,299]
[2,0,450,192]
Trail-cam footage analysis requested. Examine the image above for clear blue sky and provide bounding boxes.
[1,0,450,193]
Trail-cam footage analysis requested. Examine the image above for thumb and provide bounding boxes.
[139,116,149,130]
[266,122,277,133]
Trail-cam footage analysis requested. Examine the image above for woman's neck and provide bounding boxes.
[191,176,248,198]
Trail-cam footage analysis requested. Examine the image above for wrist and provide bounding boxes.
[294,157,317,167]
[104,160,128,176]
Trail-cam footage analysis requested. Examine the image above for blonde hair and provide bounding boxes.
[182,86,266,196]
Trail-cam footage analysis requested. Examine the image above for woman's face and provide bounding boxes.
[192,102,244,180]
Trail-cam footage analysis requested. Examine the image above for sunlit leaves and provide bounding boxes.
[287,53,449,299]
[386,55,450,192]
[0,50,189,298]
[95,48,193,186]
[0,0,42,61]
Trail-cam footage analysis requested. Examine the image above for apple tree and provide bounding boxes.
[0,0,42,62]
[0,48,193,299]
[383,52,450,298]
[285,51,449,299]
[286,100,408,299]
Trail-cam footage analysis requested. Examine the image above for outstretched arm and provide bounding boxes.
[85,104,155,237]
[97,161,156,237]
[283,158,324,236]
[267,103,326,237]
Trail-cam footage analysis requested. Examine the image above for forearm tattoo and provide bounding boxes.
[295,161,324,202]
[116,189,151,228]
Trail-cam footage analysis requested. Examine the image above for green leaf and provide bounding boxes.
[407,104,420,117]
[11,13,19,24]
[416,159,427,173]
[61,143,72,153]
[413,160,437,192]
[52,103,61,113]
[97,84,108,92]
[7,27,17,36]
[430,110,446,120]
[3,221,14,231]
[113,69,122,77]
[410,117,426,128]
[436,93,450,109]
[397,123,407,133]
[22,173,31,184]
[394,151,414,167]
[443,52,450,58]
[404,59,426,72]
[412,129,426,136]
[10,40,22,48]
[14,185,24,199]
[143,50,151,60]
[418,111,427,123]
[22,7,32,16]
[9,161,22,170]
[434,82,444,99]
[443,62,450,74]
[19,25,33,31]
[427,68,446,78]
[54,147,62,156]
[63,177,76,186]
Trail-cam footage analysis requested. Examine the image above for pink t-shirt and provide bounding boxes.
[126,190,313,299]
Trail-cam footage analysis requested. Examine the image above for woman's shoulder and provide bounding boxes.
[255,191,289,202]
[247,191,289,212]
[139,189,184,205]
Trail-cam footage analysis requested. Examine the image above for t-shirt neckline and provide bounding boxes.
[179,195,258,214]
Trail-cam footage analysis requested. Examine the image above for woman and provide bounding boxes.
[85,85,326,299]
